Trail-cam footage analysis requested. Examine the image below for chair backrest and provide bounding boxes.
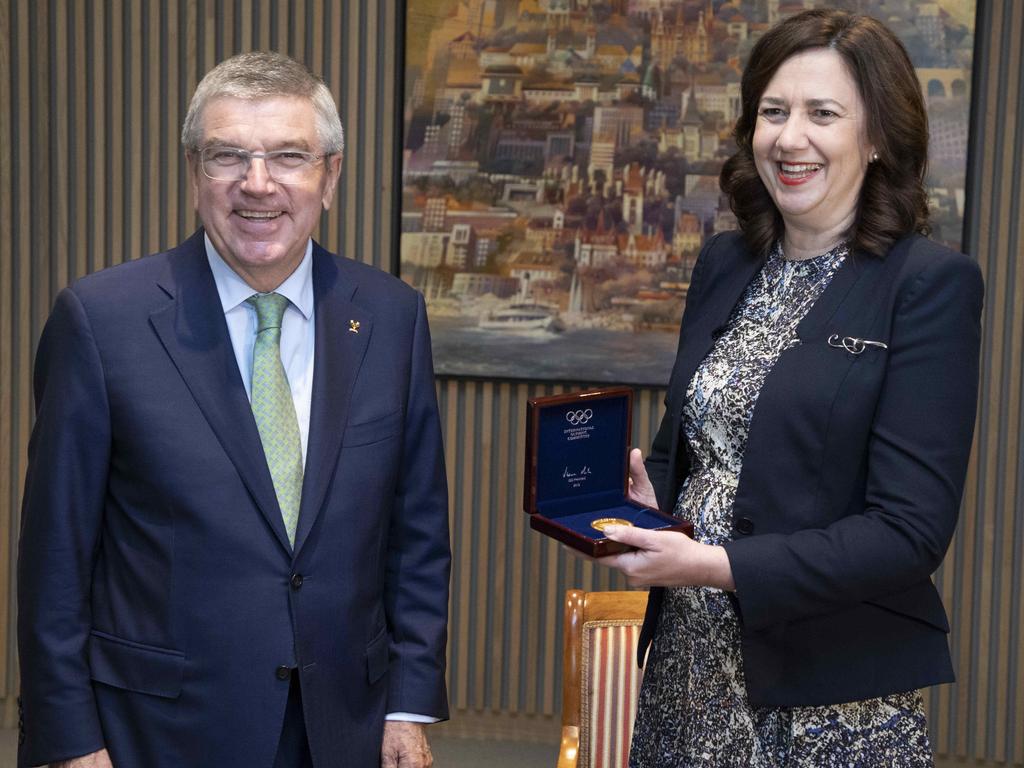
[558,590,649,768]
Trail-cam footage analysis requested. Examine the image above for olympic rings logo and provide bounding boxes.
[565,409,593,426]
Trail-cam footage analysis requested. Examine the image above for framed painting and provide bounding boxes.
[397,0,977,384]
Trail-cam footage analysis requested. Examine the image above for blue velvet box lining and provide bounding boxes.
[539,501,678,540]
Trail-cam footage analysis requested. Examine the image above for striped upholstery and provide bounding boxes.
[579,621,645,768]
[559,590,648,768]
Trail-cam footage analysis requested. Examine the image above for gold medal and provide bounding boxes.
[590,517,633,532]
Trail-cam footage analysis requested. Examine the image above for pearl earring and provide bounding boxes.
[870,151,880,163]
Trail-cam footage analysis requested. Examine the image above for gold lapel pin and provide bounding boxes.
[348,319,361,334]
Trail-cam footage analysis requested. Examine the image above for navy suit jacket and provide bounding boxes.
[638,231,983,707]
[18,230,451,767]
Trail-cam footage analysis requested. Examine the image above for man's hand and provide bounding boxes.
[381,721,433,768]
[626,448,658,509]
[51,748,114,768]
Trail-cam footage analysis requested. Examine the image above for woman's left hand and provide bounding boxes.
[601,525,736,591]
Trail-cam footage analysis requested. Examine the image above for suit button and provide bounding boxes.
[275,665,291,681]
[290,573,304,590]
[735,516,754,535]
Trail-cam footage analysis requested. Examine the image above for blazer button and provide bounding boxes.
[735,516,755,535]
[275,665,292,681]
[290,573,304,590]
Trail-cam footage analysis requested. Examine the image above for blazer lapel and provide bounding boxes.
[292,246,373,555]
[656,241,763,509]
[796,242,906,341]
[149,231,293,554]
[668,243,764,405]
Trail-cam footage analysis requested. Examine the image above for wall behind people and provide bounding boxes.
[0,1,1021,763]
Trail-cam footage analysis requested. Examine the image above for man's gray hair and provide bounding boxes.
[181,51,344,156]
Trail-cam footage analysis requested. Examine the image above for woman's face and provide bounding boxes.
[752,48,875,240]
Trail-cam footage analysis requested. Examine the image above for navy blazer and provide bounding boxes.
[638,231,983,707]
[17,230,451,767]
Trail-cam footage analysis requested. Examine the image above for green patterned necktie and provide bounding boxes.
[247,292,303,546]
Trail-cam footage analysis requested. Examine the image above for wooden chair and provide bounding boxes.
[557,589,649,768]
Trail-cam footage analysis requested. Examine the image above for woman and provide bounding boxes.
[597,9,983,767]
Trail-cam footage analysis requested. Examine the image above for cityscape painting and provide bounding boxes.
[399,0,976,384]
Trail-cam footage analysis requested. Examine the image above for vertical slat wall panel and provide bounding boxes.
[50,3,68,291]
[6,0,32,713]
[70,0,87,279]
[29,3,50,409]
[108,0,125,267]
[0,0,12,703]
[951,0,1024,762]
[0,3,1021,763]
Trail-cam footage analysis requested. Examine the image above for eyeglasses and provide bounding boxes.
[199,146,328,184]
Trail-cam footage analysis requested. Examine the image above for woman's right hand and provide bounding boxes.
[51,748,114,768]
[627,448,659,510]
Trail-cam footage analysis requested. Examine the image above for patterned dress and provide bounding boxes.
[628,242,934,768]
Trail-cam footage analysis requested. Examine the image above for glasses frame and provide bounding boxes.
[198,146,330,185]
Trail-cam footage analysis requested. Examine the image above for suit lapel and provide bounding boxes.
[149,231,293,554]
[293,246,373,555]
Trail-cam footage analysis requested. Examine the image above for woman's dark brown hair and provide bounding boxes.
[720,9,930,257]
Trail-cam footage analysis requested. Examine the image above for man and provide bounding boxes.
[17,52,450,768]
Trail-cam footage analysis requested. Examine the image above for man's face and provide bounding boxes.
[189,96,342,291]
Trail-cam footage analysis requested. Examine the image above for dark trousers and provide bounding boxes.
[273,672,313,768]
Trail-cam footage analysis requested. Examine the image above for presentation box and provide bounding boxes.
[524,387,692,557]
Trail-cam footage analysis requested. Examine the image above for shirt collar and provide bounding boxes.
[204,233,314,320]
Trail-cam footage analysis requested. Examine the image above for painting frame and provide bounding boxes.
[394,0,978,386]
